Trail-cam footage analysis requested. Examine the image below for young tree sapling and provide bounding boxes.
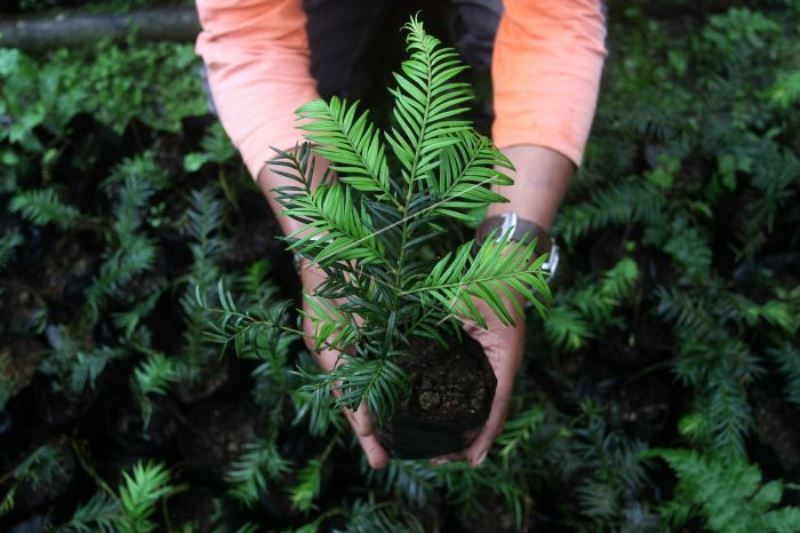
[271,16,552,458]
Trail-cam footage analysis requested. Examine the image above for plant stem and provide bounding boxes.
[392,42,435,313]
[71,440,118,501]
[319,436,338,463]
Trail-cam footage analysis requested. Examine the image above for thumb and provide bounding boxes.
[342,400,390,469]
[332,386,390,469]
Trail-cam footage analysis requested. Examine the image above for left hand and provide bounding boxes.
[430,296,526,468]
[428,143,573,467]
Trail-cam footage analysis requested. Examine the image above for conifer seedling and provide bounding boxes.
[271,16,552,458]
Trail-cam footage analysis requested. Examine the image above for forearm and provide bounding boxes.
[488,145,575,232]
[491,0,607,166]
[195,0,318,180]
[257,156,329,237]
[488,0,607,230]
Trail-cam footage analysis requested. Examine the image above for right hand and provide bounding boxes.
[298,257,390,470]
[258,156,389,469]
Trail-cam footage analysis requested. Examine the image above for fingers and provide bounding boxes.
[297,260,388,469]
[465,376,514,467]
[460,297,525,468]
[341,400,372,437]
[428,378,513,469]
[357,431,390,469]
[342,401,389,469]
[429,451,465,466]
[303,309,388,468]
[331,384,388,469]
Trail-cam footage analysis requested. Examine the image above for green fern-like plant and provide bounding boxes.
[52,448,182,532]
[9,187,81,229]
[289,459,323,512]
[38,326,122,399]
[345,499,426,533]
[545,256,639,351]
[117,461,181,533]
[271,15,551,423]
[1,443,73,519]
[176,186,226,386]
[644,448,800,532]
[0,230,23,272]
[130,351,178,428]
[225,439,292,507]
[57,491,119,533]
[83,171,159,327]
[769,344,800,405]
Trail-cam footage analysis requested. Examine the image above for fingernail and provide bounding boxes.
[430,458,450,466]
[472,449,488,467]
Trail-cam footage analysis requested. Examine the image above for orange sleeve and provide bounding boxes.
[492,0,607,166]
[195,0,319,179]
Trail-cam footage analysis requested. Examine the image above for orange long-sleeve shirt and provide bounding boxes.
[195,0,607,180]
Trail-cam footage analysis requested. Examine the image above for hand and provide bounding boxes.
[426,144,574,467]
[430,296,526,468]
[298,258,390,470]
[259,155,389,469]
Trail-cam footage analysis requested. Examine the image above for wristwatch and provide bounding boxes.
[474,212,560,280]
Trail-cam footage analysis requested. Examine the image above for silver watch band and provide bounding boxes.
[475,212,560,280]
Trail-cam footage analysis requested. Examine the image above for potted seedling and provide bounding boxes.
[271,16,551,459]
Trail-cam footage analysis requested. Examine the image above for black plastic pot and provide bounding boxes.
[375,335,496,459]
[105,396,178,456]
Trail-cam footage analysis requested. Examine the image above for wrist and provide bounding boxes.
[490,144,575,231]
[486,202,556,235]
[475,213,552,257]
[256,153,332,237]
[475,212,561,284]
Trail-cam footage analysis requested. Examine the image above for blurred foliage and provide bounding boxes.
[0,37,205,191]
[6,0,190,14]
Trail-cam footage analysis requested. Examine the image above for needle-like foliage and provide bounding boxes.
[9,187,81,229]
[271,15,551,422]
[289,459,323,512]
[57,492,119,533]
[645,448,800,533]
[118,461,181,533]
[0,230,22,272]
[226,439,292,507]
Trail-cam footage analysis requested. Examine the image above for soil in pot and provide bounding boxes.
[375,335,496,459]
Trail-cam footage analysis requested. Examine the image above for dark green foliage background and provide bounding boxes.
[1,1,799,531]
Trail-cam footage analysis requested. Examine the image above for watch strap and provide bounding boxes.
[475,213,552,256]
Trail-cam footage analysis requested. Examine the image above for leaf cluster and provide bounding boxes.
[271,16,551,421]
[646,448,800,532]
